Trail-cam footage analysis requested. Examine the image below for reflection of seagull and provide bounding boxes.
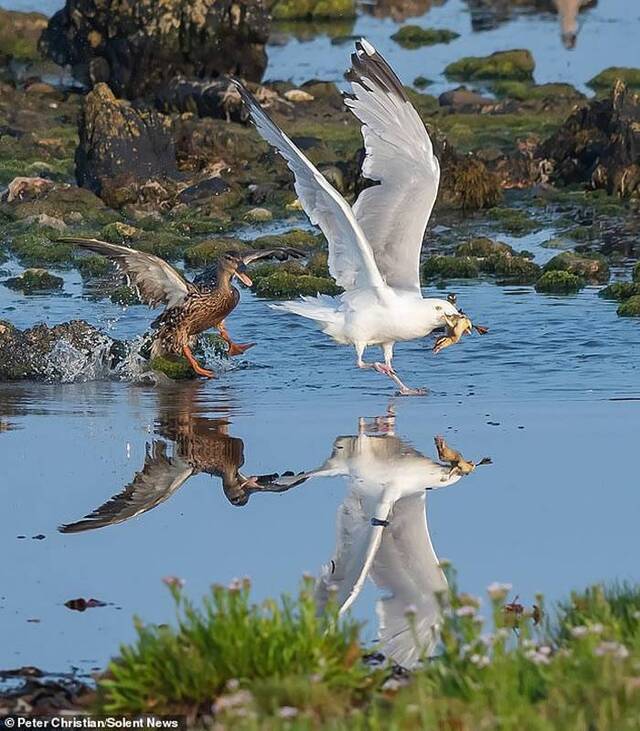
[271,417,489,667]
[234,40,486,396]
[59,386,280,533]
[554,0,588,48]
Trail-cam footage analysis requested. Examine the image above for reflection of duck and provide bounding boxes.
[60,237,303,378]
[270,414,490,667]
[554,0,592,49]
[59,385,284,533]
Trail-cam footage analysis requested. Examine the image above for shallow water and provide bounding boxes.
[1,237,639,672]
[1,0,640,677]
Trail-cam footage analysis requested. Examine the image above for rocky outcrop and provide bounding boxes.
[539,81,640,198]
[75,84,179,208]
[39,0,270,98]
[0,9,47,65]
[0,320,126,381]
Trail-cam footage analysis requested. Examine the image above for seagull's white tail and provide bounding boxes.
[270,294,342,331]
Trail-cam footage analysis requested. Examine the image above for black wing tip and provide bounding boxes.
[349,37,409,102]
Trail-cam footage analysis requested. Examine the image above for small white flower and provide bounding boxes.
[589,623,604,635]
[525,650,550,665]
[632,610,640,620]
[404,604,418,617]
[521,639,536,649]
[595,642,629,659]
[538,645,552,656]
[495,628,510,640]
[570,625,588,638]
[278,706,299,719]
[456,605,476,618]
[470,654,490,668]
[487,582,512,600]
[481,633,494,646]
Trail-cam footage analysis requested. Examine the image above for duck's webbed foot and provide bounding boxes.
[182,345,216,379]
[218,323,255,357]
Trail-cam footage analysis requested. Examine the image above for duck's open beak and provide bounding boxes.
[236,270,253,287]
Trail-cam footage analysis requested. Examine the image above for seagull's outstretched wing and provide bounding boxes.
[346,39,440,292]
[59,442,193,533]
[232,80,387,293]
[60,237,196,309]
[371,492,447,667]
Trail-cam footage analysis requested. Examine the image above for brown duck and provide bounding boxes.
[60,237,304,377]
[58,384,292,532]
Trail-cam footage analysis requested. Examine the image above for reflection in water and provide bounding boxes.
[270,410,490,667]
[57,386,490,667]
[359,0,446,21]
[59,384,287,533]
[465,0,595,45]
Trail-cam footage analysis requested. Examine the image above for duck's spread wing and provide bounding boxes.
[60,237,195,309]
[347,39,440,293]
[233,80,387,293]
[59,442,193,533]
[370,492,447,667]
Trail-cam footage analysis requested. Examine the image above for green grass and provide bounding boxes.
[96,574,640,729]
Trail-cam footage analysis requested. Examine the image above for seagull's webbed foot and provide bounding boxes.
[373,362,427,397]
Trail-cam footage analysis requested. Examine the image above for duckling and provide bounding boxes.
[433,313,489,354]
[59,237,304,378]
[434,435,492,476]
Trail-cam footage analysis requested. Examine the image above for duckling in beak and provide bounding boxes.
[434,435,492,477]
[433,313,489,354]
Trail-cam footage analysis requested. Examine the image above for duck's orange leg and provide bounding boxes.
[218,322,255,357]
[182,345,216,379]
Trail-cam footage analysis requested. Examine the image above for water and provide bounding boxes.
[1,0,639,677]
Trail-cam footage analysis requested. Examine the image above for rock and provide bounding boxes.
[444,49,535,81]
[244,207,273,222]
[149,355,197,380]
[422,256,480,279]
[634,262,640,283]
[284,89,315,103]
[391,26,459,48]
[0,320,125,381]
[5,177,54,203]
[492,81,585,102]
[110,286,141,306]
[39,0,271,98]
[543,252,610,283]
[75,84,178,208]
[539,81,640,198]
[439,87,493,110]
[155,78,248,122]
[177,178,232,204]
[24,82,59,97]
[2,185,112,225]
[414,76,433,89]
[599,282,640,301]
[22,213,67,232]
[270,0,356,20]
[360,0,435,21]
[3,268,64,293]
[490,254,541,283]
[617,295,640,317]
[487,207,540,235]
[535,270,585,294]
[437,150,502,210]
[0,9,48,64]
[253,270,341,297]
[456,237,514,257]
[184,238,247,267]
[588,68,640,92]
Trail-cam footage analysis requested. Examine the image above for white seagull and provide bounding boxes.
[270,414,489,666]
[233,39,485,396]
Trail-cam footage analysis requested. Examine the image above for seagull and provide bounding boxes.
[233,39,486,395]
[269,414,489,666]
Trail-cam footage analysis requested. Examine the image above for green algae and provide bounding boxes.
[149,355,196,380]
[617,295,640,317]
[543,252,610,283]
[422,256,480,280]
[413,76,434,89]
[110,285,141,306]
[183,238,248,267]
[8,231,75,267]
[391,26,459,49]
[253,270,341,298]
[598,282,640,301]
[490,254,541,283]
[535,270,585,294]
[491,81,584,102]
[444,50,534,82]
[634,262,640,283]
[271,0,356,21]
[588,67,640,91]
[3,268,63,293]
[250,228,323,251]
[487,207,541,235]
[455,237,514,258]
[76,255,113,279]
